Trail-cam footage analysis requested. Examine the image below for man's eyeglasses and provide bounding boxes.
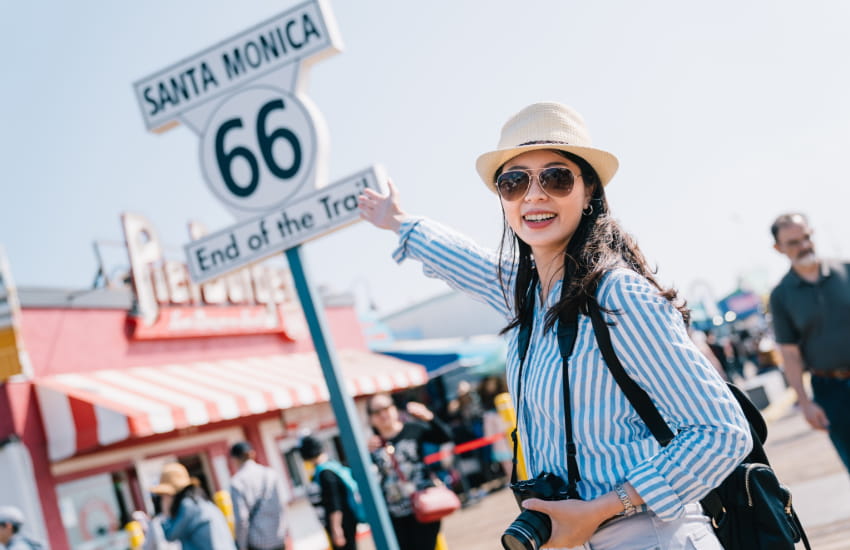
[495,166,581,202]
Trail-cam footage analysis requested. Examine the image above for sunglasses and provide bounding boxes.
[495,167,581,201]
[368,404,393,416]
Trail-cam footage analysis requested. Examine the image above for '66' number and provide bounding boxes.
[214,99,302,198]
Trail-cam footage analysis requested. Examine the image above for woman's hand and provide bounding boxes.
[405,401,434,422]
[367,434,383,452]
[358,180,406,232]
[520,498,609,549]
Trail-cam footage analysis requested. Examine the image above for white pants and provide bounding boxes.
[566,503,722,550]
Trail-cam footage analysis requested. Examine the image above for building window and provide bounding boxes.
[56,472,130,550]
[283,447,305,489]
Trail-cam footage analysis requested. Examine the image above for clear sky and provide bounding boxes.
[3,1,849,316]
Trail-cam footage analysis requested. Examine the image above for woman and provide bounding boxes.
[358,102,752,549]
[150,463,236,550]
[366,393,453,550]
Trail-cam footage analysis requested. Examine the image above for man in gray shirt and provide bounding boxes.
[769,212,850,473]
[229,441,288,550]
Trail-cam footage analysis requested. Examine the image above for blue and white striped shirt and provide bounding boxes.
[392,217,752,521]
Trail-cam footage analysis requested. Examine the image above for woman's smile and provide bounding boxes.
[501,149,590,262]
[522,209,558,227]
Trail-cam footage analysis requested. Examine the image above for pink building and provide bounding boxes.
[0,214,424,550]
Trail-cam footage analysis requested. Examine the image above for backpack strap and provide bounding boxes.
[510,276,537,486]
[586,301,674,445]
[510,276,581,498]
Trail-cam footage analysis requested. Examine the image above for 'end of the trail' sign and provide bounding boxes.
[133,0,342,133]
[184,165,386,284]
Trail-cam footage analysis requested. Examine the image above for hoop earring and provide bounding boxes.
[582,204,594,216]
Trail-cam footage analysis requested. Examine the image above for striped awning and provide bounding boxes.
[35,350,427,461]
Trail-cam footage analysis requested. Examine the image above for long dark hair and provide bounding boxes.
[496,150,688,333]
[169,484,206,518]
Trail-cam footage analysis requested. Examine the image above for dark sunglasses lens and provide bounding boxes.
[496,171,530,201]
[539,167,575,196]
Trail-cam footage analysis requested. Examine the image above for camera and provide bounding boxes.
[501,472,573,550]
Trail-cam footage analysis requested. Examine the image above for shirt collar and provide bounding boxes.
[788,260,833,286]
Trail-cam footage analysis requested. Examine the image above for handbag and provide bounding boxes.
[384,442,461,523]
[586,300,811,550]
[409,484,462,523]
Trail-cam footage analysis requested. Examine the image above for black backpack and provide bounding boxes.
[586,300,810,550]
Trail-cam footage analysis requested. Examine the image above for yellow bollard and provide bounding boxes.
[214,490,236,538]
[495,393,526,480]
[434,531,449,550]
[125,520,145,550]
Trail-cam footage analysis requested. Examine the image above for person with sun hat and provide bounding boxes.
[151,462,236,550]
[357,102,752,549]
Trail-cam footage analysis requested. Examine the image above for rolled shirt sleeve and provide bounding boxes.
[599,269,753,520]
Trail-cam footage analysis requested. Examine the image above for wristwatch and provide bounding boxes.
[614,484,637,517]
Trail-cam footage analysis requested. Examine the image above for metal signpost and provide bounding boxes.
[133,3,400,549]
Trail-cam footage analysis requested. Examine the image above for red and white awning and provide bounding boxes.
[35,350,427,461]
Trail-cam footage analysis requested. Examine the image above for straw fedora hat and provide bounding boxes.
[475,102,619,193]
[150,462,193,496]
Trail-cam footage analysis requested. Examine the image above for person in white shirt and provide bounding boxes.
[229,441,288,550]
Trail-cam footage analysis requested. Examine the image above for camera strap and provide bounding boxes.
[511,276,581,498]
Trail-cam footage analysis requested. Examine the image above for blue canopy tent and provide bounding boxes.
[718,289,763,320]
[373,336,507,380]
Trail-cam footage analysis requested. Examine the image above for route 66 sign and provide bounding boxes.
[199,86,318,215]
[133,0,389,284]
[133,0,342,218]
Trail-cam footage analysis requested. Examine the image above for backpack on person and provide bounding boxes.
[313,460,367,523]
[586,300,811,550]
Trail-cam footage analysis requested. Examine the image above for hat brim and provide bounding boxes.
[475,143,619,194]
[150,483,179,496]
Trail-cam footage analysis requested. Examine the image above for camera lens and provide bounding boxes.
[501,509,552,550]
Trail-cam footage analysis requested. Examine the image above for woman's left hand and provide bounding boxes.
[405,401,434,422]
[367,434,383,452]
[358,180,406,232]
[521,498,608,548]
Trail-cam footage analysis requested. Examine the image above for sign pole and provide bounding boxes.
[285,246,399,550]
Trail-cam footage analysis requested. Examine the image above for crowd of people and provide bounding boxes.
[693,326,782,381]
[121,389,512,550]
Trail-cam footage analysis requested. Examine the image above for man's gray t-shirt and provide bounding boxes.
[770,259,850,371]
